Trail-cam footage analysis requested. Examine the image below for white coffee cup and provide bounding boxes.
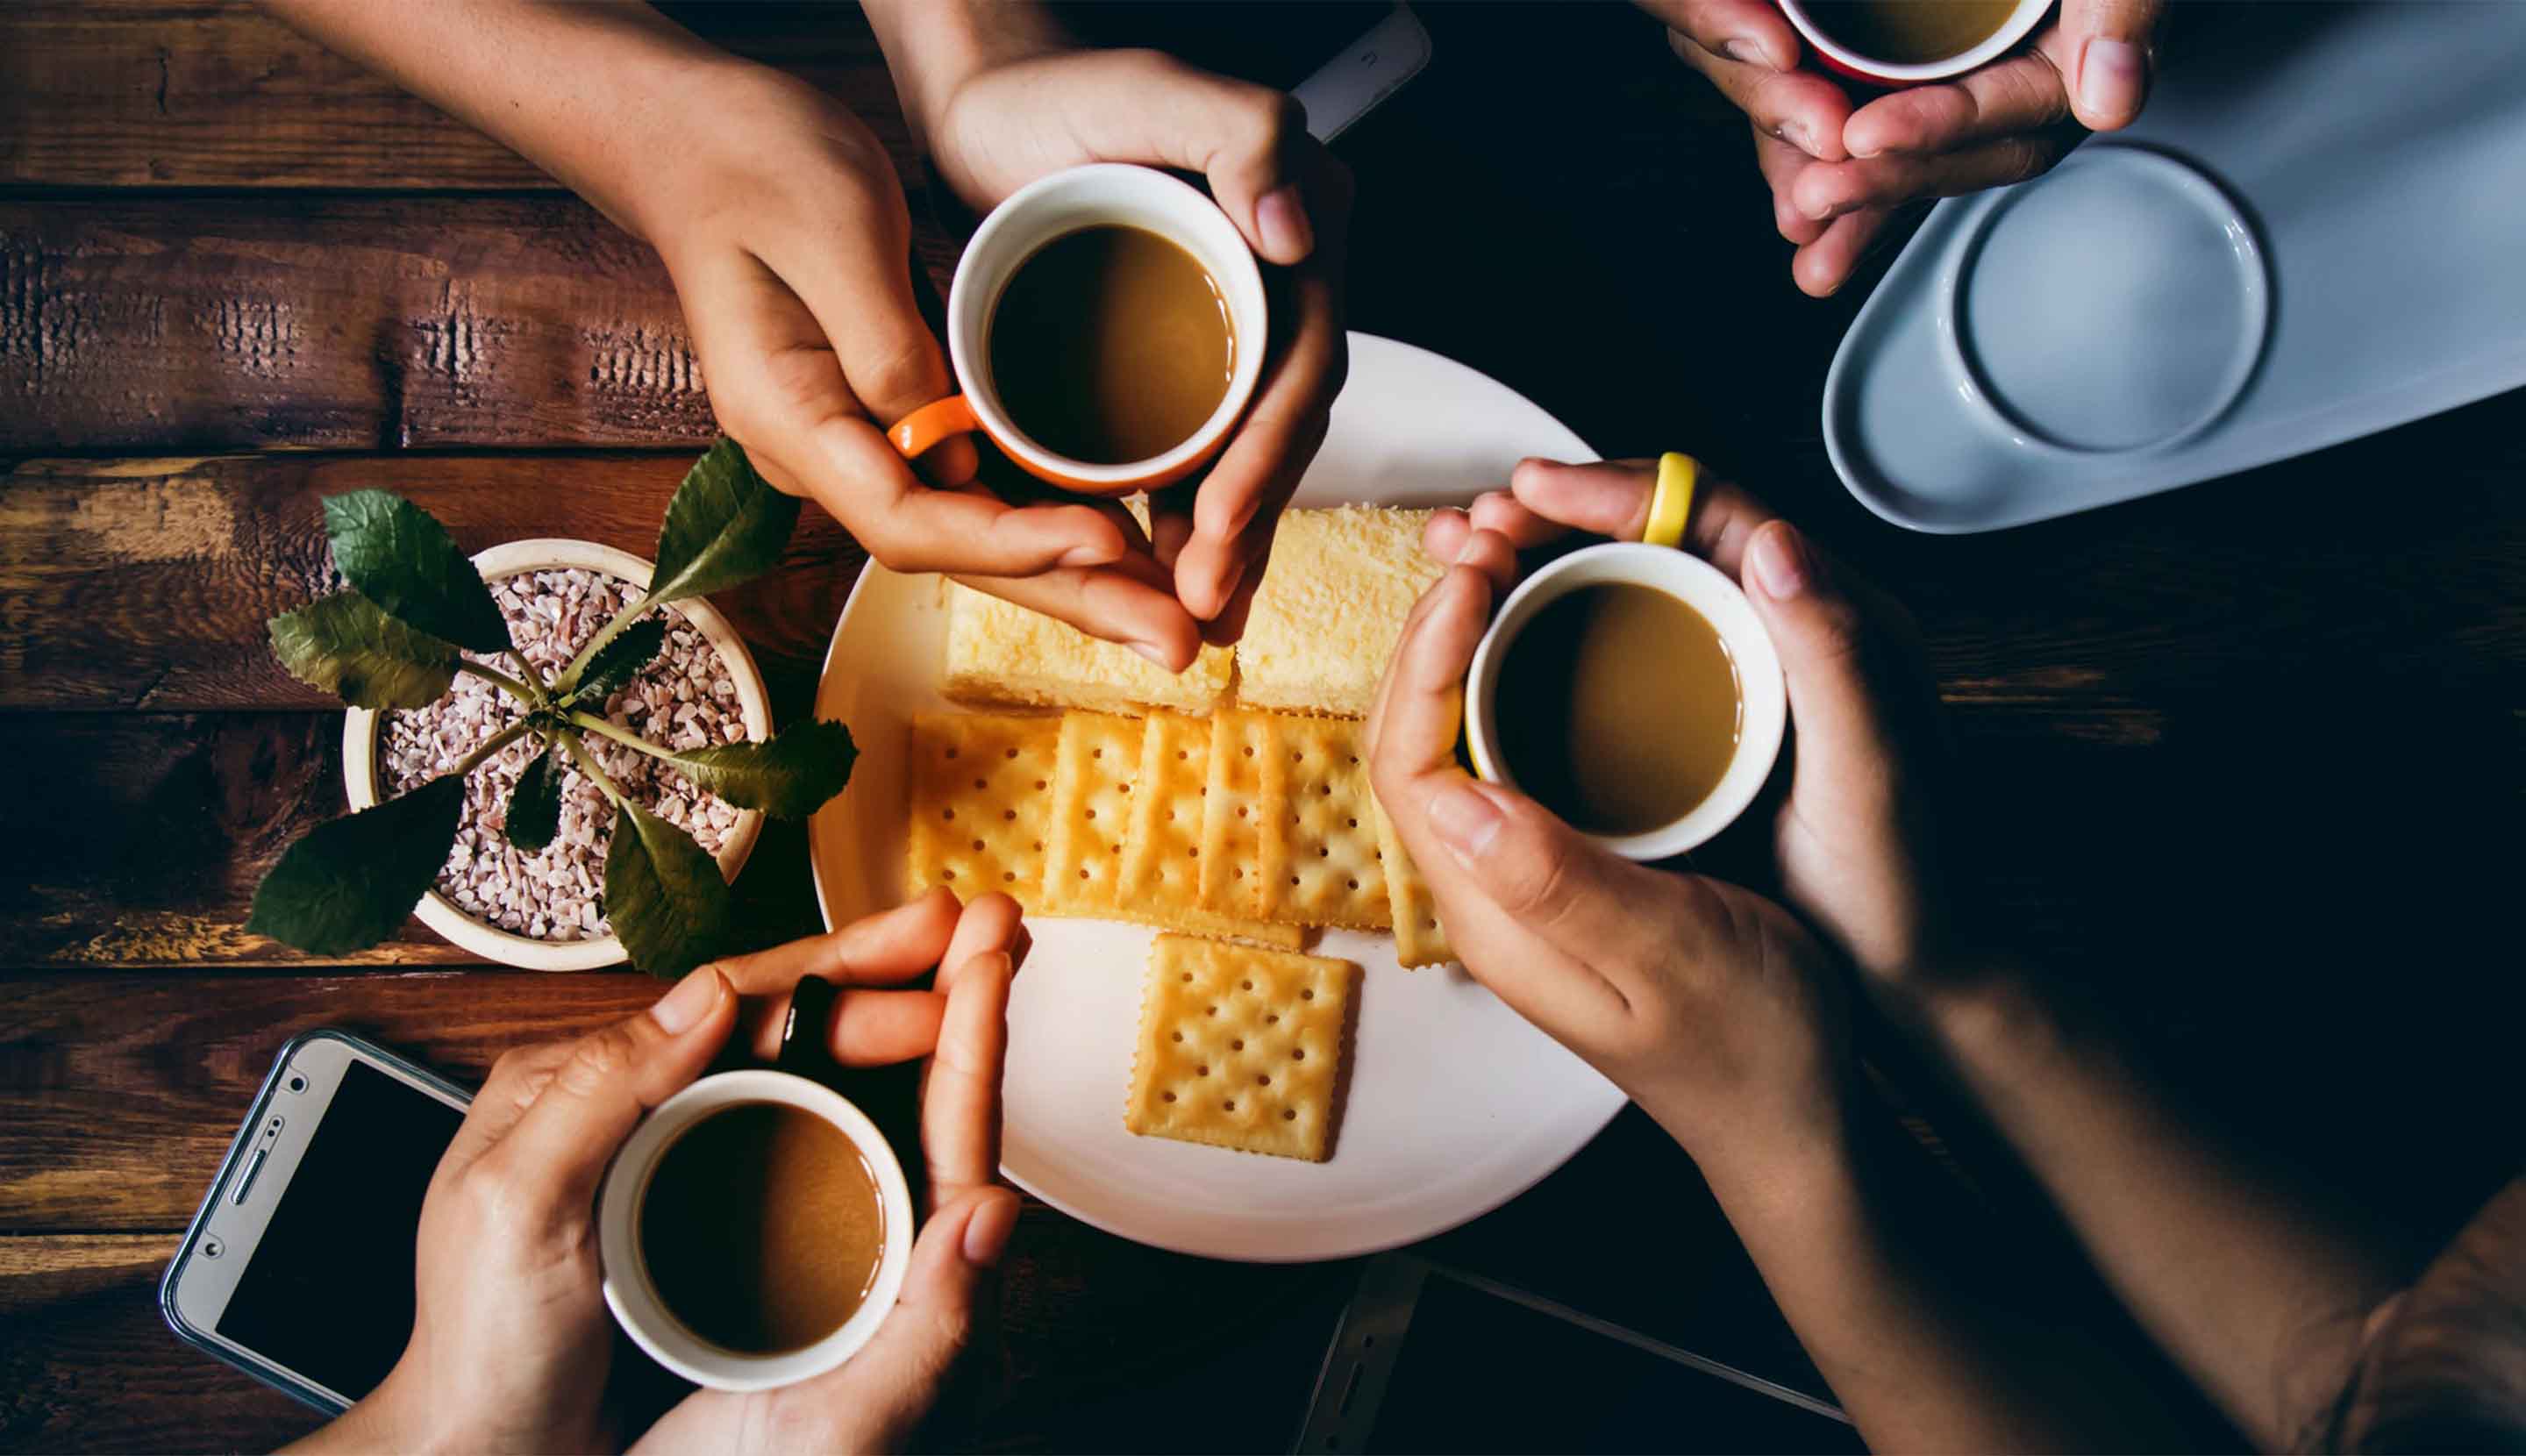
[1776,0,2056,87]
[887,162,1270,496]
[597,1068,915,1392]
[1463,543,1788,862]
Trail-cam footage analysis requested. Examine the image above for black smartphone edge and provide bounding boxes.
[157,1028,475,1417]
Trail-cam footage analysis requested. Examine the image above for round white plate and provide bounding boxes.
[810,333,1624,1262]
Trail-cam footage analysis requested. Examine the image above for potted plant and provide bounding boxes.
[248,439,855,975]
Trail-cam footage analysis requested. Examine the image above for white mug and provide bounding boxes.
[1463,543,1788,862]
[596,1068,915,1392]
[888,162,1271,496]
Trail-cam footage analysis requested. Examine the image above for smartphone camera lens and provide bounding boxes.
[286,1075,306,1094]
[200,1236,224,1260]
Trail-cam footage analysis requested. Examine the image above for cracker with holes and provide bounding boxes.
[1039,710,1140,917]
[1125,933,1353,1161]
[905,712,1060,907]
[1250,714,1392,930]
[1196,707,1286,917]
[1371,792,1453,967]
[1115,711,1302,948]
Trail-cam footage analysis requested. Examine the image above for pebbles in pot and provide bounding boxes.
[380,567,748,942]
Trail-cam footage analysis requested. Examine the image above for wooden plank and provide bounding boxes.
[0,0,914,190]
[0,1224,1349,1454]
[0,454,865,711]
[1,195,945,453]
[0,713,826,969]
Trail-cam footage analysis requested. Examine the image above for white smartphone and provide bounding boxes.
[159,1030,471,1414]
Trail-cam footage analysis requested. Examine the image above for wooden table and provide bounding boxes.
[5,4,2522,1451]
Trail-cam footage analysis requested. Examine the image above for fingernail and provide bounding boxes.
[1129,639,1176,668]
[1059,544,1113,569]
[1723,38,1761,63]
[1749,524,1811,600]
[651,967,720,1035]
[1427,782,1503,864]
[1784,120,1823,158]
[963,1192,1020,1267]
[1454,537,1488,566]
[1802,196,1840,222]
[2080,39,2144,125]
[1257,184,1313,261]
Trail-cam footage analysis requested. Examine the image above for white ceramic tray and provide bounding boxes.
[1825,2,2526,532]
[809,333,1626,1262]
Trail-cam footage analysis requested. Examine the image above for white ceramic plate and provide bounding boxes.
[810,333,1625,1262]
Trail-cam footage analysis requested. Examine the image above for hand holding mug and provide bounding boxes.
[872,0,1352,656]
[1364,532,1848,1154]
[1421,460,1954,1001]
[1647,0,2167,296]
[299,891,1023,1455]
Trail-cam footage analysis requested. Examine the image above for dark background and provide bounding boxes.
[3,4,2521,1452]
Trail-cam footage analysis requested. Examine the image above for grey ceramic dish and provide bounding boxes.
[1824,2,2526,533]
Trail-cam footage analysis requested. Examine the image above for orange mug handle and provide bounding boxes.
[889,396,981,484]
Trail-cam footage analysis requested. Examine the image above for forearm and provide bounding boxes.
[260,0,744,239]
[1903,967,2409,1446]
[1670,1088,2182,1452]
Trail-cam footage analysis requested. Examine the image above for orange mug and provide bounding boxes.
[888,164,1270,496]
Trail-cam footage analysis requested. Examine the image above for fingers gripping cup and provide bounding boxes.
[1464,456,1787,862]
[889,164,1271,495]
[597,979,915,1391]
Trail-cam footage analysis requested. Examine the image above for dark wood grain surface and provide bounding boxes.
[4,3,2522,1452]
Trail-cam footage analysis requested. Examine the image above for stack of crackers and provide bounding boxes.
[905,505,1451,1163]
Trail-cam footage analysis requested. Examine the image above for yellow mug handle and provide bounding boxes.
[1644,453,1698,549]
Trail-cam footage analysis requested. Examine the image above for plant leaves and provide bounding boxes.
[646,439,801,606]
[603,801,736,977]
[666,718,857,821]
[323,489,512,653]
[268,591,460,709]
[564,617,667,706]
[504,744,562,853]
[246,775,464,954]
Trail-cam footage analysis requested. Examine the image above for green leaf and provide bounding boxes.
[268,591,460,709]
[646,439,801,605]
[504,745,562,853]
[603,801,736,977]
[246,775,464,955]
[667,718,857,821]
[564,617,667,706]
[323,490,511,653]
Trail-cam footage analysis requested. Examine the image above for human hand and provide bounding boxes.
[631,891,1023,1454]
[1366,532,1851,1154]
[317,891,1021,1455]
[1649,0,2166,296]
[885,4,1352,651]
[627,68,1150,646]
[1419,460,1952,1001]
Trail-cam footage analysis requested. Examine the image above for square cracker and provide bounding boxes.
[1196,708,1286,917]
[1115,711,1302,948]
[943,578,1231,714]
[1371,792,1454,967]
[1251,715,1391,930]
[1234,505,1443,716]
[1125,934,1353,1161]
[905,712,1060,908]
[1039,710,1141,917]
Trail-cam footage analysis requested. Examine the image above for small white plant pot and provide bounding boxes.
[342,539,773,972]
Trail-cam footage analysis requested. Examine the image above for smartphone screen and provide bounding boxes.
[210,1060,466,1402]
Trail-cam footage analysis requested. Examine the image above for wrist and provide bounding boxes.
[861,0,1065,146]
[1638,1061,1853,1197]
